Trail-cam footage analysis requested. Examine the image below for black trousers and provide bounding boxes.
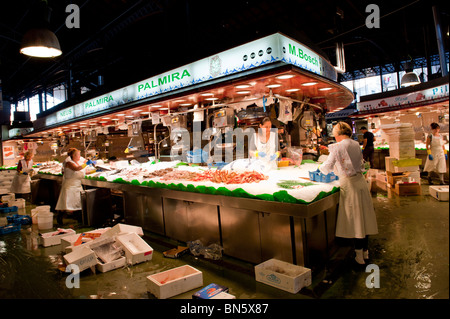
[354,235,369,250]
[363,146,374,168]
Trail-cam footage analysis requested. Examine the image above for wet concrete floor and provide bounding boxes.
[0,182,448,301]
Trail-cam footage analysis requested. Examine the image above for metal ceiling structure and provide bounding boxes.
[0,0,448,110]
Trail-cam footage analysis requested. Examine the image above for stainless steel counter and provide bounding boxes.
[33,174,340,271]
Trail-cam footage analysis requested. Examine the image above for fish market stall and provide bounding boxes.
[23,32,356,271]
[34,159,340,271]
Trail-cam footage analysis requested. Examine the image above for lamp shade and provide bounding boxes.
[20,28,62,58]
[401,72,420,87]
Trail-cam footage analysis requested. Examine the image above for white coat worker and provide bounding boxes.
[10,151,34,200]
[424,122,448,185]
[319,121,378,265]
[249,117,280,171]
[55,148,92,224]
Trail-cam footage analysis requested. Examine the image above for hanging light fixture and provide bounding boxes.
[401,72,420,87]
[19,1,62,58]
[20,28,62,57]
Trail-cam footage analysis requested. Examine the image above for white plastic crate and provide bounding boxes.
[255,259,311,294]
[147,265,203,299]
[116,232,153,265]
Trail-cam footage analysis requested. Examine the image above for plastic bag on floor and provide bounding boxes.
[187,240,223,260]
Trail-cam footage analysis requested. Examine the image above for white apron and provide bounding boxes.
[424,134,447,173]
[55,159,85,211]
[253,131,278,171]
[336,173,378,238]
[10,159,33,194]
[320,139,378,238]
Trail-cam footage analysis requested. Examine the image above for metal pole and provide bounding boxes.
[432,5,448,77]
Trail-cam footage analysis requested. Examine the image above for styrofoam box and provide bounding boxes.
[116,232,153,265]
[429,185,449,201]
[63,246,97,273]
[255,259,312,294]
[1,194,15,202]
[100,223,144,239]
[40,229,76,247]
[96,256,126,273]
[62,228,110,252]
[394,166,420,173]
[147,265,203,299]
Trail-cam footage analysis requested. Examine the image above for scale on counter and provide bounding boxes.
[213,108,235,130]
[211,108,236,153]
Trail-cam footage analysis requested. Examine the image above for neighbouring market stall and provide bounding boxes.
[350,77,449,177]
[2,32,354,270]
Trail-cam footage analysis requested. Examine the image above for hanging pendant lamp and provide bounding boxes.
[400,71,420,87]
[19,0,62,58]
[20,27,62,58]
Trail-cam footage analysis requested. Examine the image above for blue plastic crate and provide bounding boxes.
[187,149,208,163]
[7,214,32,225]
[0,223,21,235]
[309,170,339,183]
[0,206,18,213]
[208,162,228,170]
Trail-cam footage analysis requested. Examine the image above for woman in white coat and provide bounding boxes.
[55,148,88,224]
[319,122,378,265]
[424,122,448,185]
[249,117,280,171]
[10,151,34,199]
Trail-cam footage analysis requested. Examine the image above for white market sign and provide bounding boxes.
[357,83,449,113]
[44,33,336,127]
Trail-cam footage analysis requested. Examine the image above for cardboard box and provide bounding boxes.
[192,283,229,299]
[100,223,144,239]
[40,228,76,247]
[116,232,153,265]
[147,265,203,299]
[210,292,236,299]
[96,256,126,273]
[429,185,449,201]
[394,183,421,196]
[163,246,189,259]
[255,259,311,294]
[63,246,97,273]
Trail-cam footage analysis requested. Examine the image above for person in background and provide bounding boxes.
[10,151,34,201]
[360,126,375,168]
[424,122,448,185]
[55,148,91,224]
[319,122,378,265]
[249,117,280,170]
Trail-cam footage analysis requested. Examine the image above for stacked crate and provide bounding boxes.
[382,123,421,195]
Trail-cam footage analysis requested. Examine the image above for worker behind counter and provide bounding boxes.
[249,117,280,170]
[360,126,375,169]
[55,148,94,224]
[10,151,34,201]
